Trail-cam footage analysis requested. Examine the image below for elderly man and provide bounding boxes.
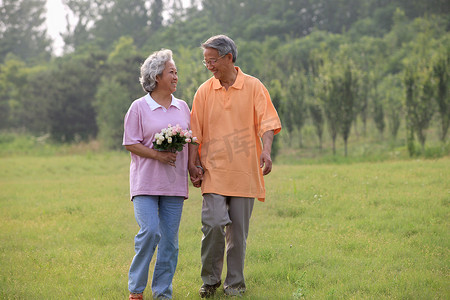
[188,34,281,298]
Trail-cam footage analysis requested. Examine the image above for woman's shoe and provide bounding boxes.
[129,292,143,300]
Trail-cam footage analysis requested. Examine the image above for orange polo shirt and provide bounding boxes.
[191,67,281,201]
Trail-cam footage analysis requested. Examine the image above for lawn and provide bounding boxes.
[0,153,448,299]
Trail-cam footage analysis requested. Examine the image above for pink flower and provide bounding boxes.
[153,125,198,152]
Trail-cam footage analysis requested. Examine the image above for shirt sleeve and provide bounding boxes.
[255,82,282,137]
[123,102,143,146]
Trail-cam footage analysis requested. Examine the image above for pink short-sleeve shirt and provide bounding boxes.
[123,93,191,200]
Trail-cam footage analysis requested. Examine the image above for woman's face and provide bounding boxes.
[156,60,178,93]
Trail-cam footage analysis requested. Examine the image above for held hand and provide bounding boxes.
[190,168,203,188]
[260,151,272,176]
[192,179,202,188]
[157,151,177,167]
[188,164,203,188]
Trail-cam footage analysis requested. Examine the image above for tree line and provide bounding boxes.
[0,0,449,156]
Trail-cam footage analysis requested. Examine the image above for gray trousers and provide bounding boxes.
[200,193,255,289]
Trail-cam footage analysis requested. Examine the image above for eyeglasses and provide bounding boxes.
[202,54,226,67]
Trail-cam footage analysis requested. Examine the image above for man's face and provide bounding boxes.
[203,48,229,80]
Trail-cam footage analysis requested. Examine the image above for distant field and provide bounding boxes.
[0,153,448,299]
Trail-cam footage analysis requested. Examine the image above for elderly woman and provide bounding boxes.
[123,49,190,300]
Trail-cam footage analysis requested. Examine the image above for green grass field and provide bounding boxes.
[0,152,449,299]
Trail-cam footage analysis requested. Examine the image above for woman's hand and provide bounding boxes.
[156,151,177,167]
[188,143,202,188]
[125,144,177,166]
[188,164,203,187]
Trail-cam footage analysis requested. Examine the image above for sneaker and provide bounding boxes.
[199,281,221,298]
[224,287,245,297]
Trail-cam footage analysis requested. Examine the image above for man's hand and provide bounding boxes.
[260,130,274,175]
[188,143,203,188]
[260,151,272,175]
[188,164,203,188]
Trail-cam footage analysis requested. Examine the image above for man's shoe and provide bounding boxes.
[224,286,245,297]
[199,281,221,298]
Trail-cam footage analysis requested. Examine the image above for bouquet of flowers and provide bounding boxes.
[153,124,198,152]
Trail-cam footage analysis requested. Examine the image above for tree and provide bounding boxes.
[308,99,324,150]
[381,74,403,141]
[94,36,142,149]
[268,79,284,161]
[20,67,53,134]
[46,46,107,142]
[317,0,366,34]
[0,54,26,129]
[307,49,326,150]
[317,70,340,155]
[0,54,54,134]
[62,0,154,51]
[416,75,435,150]
[61,0,100,51]
[432,50,449,142]
[0,0,51,62]
[339,64,358,156]
[358,72,370,137]
[404,67,435,154]
[372,86,385,138]
[150,0,164,31]
[90,0,150,48]
[285,72,307,148]
[94,78,129,149]
[317,58,358,156]
[105,36,143,99]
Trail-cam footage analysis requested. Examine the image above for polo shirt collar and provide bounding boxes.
[212,66,244,90]
[145,93,181,111]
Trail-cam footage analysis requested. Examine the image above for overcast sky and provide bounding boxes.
[44,0,194,56]
[45,0,69,55]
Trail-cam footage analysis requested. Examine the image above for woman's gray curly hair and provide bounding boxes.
[139,49,174,93]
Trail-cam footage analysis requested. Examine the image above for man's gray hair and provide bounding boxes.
[201,35,238,63]
[140,49,173,93]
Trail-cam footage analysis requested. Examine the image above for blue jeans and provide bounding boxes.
[128,195,184,299]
